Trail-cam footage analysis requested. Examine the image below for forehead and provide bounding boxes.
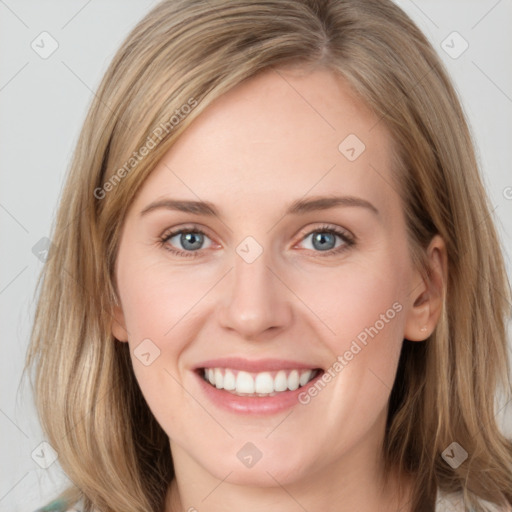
[132,67,397,219]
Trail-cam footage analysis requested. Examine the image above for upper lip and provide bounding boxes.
[193,357,323,372]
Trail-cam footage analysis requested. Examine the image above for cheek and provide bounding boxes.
[291,254,408,404]
[116,260,203,434]
[118,257,211,341]
[116,258,217,414]
[296,258,406,343]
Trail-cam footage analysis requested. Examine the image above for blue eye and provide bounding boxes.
[296,224,355,256]
[159,226,212,258]
[158,223,355,258]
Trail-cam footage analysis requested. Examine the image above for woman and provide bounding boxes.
[26,0,512,511]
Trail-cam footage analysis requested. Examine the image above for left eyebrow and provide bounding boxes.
[139,194,379,219]
[286,195,379,217]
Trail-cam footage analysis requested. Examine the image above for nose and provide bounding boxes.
[216,247,293,340]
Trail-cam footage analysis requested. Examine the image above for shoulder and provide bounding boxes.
[33,498,84,512]
[436,489,512,512]
[436,490,466,512]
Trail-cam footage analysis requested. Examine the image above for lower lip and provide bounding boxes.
[194,369,324,415]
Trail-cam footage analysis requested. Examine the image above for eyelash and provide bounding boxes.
[157,223,356,259]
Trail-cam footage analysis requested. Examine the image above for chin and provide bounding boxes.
[198,446,312,488]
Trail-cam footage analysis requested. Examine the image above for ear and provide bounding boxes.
[404,234,447,342]
[111,299,129,342]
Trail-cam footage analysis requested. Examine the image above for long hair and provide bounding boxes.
[24,1,512,511]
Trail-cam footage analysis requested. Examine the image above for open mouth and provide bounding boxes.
[197,367,324,397]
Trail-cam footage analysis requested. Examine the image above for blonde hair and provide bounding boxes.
[24,0,512,511]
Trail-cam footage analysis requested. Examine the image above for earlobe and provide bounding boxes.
[404,296,431,341]
[111,303,129,342]
[404,235,447,342]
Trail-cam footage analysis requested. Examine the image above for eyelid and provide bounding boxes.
[292,223,355,257]
[158,222,355,257]
[294,223,355,244]
[159,223,213,241]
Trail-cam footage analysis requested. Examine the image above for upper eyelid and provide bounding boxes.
[161,223,354,247]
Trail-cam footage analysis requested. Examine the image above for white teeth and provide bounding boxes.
[223,369,236,391]
[274,370,288,392]
[255,372,274,394]
[287,370,299,391]
[214,368,224,389]
[299,369,312,386]
[236,371,255,393]
[202,367,318,395]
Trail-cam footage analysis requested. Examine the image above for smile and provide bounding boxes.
[200,367,321,397]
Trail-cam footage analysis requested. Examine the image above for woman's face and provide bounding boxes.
[112,66,435,488]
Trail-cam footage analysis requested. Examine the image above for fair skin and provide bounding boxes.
[112,65,446,512]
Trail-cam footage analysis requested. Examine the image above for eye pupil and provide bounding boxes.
[181,232,203,251]
[312,232,335,251]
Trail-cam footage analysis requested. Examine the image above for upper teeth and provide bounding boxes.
[203,368,317,396]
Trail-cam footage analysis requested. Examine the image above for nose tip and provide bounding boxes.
[216,253,292,340]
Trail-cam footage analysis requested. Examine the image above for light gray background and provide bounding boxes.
[1,1,511,511]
